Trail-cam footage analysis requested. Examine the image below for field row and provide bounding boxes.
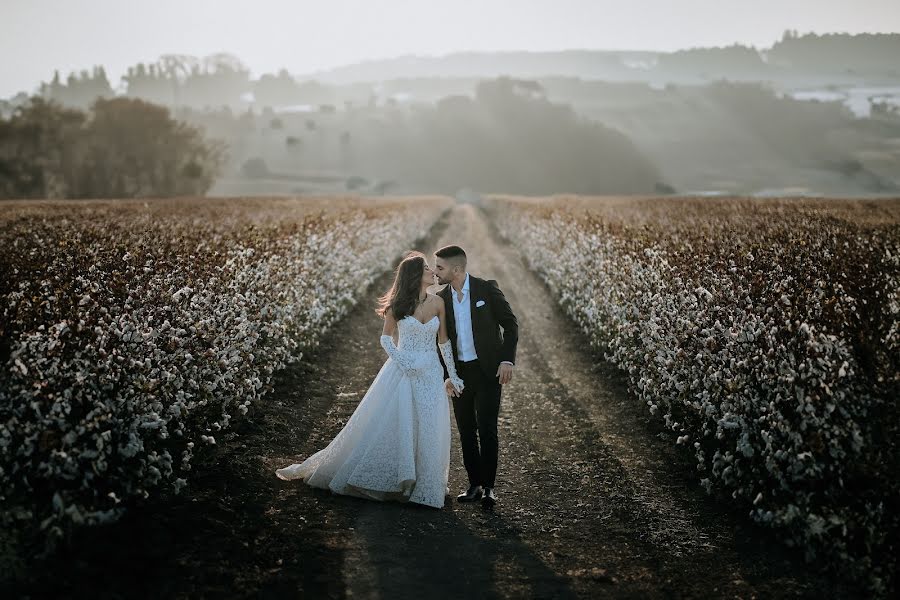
[485,194,900,594]
[0,196,451,552]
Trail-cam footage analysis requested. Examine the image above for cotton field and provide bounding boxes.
[0,196,451,552]
[485,194,900,592]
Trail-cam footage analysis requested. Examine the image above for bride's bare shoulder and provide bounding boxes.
[427,293,444,311]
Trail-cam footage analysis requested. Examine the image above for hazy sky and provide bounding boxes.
[2,0,899,98]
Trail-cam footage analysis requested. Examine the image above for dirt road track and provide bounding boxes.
[17,202,854,599]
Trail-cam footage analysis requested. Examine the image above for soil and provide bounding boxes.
[7,202,863,599]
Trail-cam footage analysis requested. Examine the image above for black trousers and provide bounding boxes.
[452,359,502,488]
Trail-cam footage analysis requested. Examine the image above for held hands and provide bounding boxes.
[437,339,464,397]
[444,372,464,397]
[444,378,461,398]
[496,362,514,385]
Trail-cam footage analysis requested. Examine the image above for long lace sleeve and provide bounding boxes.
[438,340,464,394]
[380,335,417,376]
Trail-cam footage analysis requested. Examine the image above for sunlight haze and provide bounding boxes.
[2,0,899,97]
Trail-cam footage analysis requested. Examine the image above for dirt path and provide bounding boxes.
[18,202,853,599]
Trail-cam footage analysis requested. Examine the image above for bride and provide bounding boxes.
[274,251,465,508]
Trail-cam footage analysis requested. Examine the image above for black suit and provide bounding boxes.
[438,274,518,489]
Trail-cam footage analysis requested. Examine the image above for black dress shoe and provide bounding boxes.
[457,485,483,503]
[481,487,497,508]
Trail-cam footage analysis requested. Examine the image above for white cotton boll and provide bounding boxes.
[64,504,85,524]
[13,358,28,375]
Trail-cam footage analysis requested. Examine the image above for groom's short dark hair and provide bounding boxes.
[435,244,467,267]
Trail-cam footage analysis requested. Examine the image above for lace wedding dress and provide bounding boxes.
[275,315,464,509]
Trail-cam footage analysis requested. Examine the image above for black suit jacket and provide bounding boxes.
[438,274,518,380]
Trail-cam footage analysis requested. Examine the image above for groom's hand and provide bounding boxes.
[496,362,514,385]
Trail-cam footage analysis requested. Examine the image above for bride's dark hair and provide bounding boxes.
[376,251,427,320]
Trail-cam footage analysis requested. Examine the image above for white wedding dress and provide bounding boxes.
[275,314,460,508]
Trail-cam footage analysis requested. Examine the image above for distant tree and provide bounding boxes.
[177,53,250,109]
[120,53,251,109]
[240,157,269,178]
[654,182,677,194]
[39,65,114,110]
[656,44,765,75]
[82,97,225,196]
[0,96,226,199]
[254,69,303,107]
[399,76,662,194]
[769,32,900,72]
[94,66,111,92]
[46,70,64,100]
[345,175,367,190]
[0,97,85,198]
[702,80,854,166]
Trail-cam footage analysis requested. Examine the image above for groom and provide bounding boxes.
[433,244,518,508]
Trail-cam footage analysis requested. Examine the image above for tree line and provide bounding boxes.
[28,33,900,115]
[0,97,225,199]
[770,31,900,72]
[35,53,333,112]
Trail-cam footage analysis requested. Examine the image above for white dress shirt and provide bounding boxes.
[452,273,478,361]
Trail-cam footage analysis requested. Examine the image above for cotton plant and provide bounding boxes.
[486,195,899,595]
[0,197,451,554]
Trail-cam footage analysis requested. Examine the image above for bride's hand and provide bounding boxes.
[444,378,460,398]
